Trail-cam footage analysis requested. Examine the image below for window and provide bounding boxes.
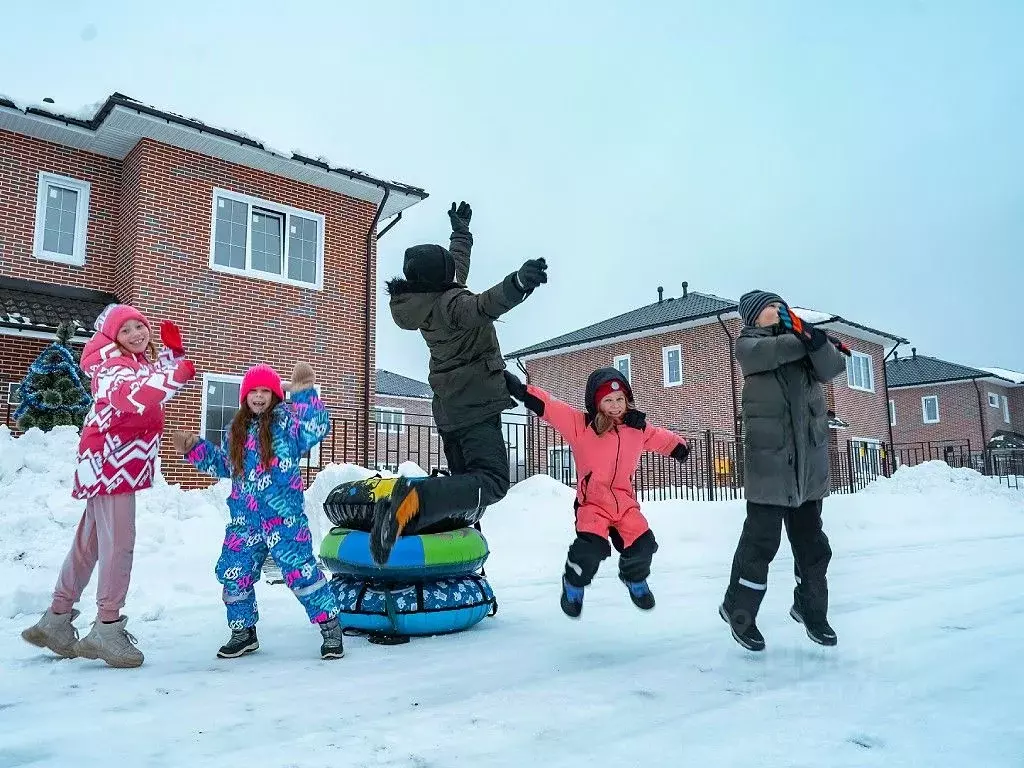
[613,354,631,384]
[922,395,940,424]
[210,188,324,289]
[6,382,23,405]
[888,399,895,426]
[200,374,242,448]
[846,351,874,392]
[1003,395,1011,424]
[548,445,576,484]
[34,172,91,266]
[988,392,1000,408]
[373,407,405,434]
[662,345,683,387]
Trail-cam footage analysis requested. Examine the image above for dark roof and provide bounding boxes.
[0,277,116,334]
[885,353,1015,387]
[505,290,905,359]
[0,92,428,213]
[505,291,736,358]
[376,369,432,399]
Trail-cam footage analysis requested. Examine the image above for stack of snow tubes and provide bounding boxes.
[321,474,496,640]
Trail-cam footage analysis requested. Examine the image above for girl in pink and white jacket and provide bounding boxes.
[21,303,196,668]
[504,367,690,619]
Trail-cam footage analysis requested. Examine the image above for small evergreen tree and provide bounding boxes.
[14,320,92,432]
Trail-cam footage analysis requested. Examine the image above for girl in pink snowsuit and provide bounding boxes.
[505,367,690,618]
[20,303,196,667]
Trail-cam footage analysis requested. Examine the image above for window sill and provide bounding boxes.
[34,249,85,267]
[209,262,322,291]
[847,385,876,394]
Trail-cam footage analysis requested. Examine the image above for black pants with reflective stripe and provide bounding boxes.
[563,529,659,588]
[723,499,832,622]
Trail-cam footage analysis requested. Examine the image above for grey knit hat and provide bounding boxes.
[739,290,785,328]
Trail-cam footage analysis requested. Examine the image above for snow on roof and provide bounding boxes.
[790,307,836,324]
[981,367,1024,384]
[0,93,104,122]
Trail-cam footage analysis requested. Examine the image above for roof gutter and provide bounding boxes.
[971,378,987,450]
[716,312,739,436]
[364,186,391,467]
[888,373,1013,388]
[881,341,903,464]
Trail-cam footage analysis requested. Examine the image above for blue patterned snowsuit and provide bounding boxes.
[186,388,339,629]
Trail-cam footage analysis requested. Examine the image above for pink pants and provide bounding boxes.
[51,494,137,623]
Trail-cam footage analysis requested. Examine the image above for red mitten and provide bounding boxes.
[160,320,185,356]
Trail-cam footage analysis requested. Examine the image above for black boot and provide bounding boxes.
[790,604,837,646]
[621,578,655,610]
[217,626,259,659]
[560,577,584,618]
[719,603,765,652]
[369,475,482,565]
[319,617,345,660]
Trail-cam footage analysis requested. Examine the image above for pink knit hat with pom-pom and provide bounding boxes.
[240,364,284,404]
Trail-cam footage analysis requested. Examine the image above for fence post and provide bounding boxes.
[704,429,715,502]
[846,439,856,494]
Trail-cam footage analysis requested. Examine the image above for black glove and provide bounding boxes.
[503,370,527,402]
[622,408,647,430]
[514,258,547,293]
[503,370,544,416]
[448,201,472,234]
[671,441,691,463]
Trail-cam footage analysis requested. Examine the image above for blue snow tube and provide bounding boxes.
[330,573,496,637]
[320,526,489,583]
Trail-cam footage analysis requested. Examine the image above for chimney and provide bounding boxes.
[912,347,917,360]
[681,281,689,298]
[893,350,899,361]
[657,286,664,303]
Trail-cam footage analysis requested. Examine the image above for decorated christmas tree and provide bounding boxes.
[14,320,92,432]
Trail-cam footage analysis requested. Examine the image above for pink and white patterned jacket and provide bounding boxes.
[72,308,196,499]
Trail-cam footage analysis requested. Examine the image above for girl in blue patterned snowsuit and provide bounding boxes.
[172,362,343,660]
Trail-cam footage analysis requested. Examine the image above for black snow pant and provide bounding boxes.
[409,416,510,533]
[723,499,832,624]
[563,528,659,588]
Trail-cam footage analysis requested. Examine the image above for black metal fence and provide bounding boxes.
[5,402,1022,495]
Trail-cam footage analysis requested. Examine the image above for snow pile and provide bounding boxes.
[862,460,1020,500]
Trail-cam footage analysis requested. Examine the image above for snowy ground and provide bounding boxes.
[1,426,1023,767]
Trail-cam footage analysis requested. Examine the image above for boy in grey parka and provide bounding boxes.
[719,290,849,652]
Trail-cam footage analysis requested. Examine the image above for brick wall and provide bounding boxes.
[829,331,890,446]
[368,395,445,472]
[890,380,1022,449]
[0,130,120,290]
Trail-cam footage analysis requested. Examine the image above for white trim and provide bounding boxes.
[662,344,683,387]
[922,395,940,424]
[888,399,896,427]
[0,326,92,343]
[613,354,632,384]
[374,393,432,403]
[889,377,1017,390]
[208,187,325,291]
[199,372,243,445]
[1002,395,1011,424]
[33,172,90,266]
[846,351,875,393]
[6,381,22,405]
[372,405,405,434]
[988,392,1000,408]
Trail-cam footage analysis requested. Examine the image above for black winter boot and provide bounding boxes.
[621,578,655,610]
[719,603,765,652]
[319,617,345,660]
[217,626,259,659]
[560,577,584,619]
[790,605,837,646]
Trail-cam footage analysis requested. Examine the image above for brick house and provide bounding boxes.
[371,369,446,473]
[885,348,1024,456]
[0,91,427,487]
[504,284,906,486]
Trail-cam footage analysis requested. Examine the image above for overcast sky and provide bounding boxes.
[4,1,1022,380]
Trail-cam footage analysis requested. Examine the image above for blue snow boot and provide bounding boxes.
[622,578,656,610]
[560,577,584,619]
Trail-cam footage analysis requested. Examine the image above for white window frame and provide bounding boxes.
[613,354,632,384]
[373,406,405,434]
[199,373,244,448]
[209,188,325,290]
[662,344,683,387]
[922,395,940,424]
[988,392,1000,408]
[33,172,91,266]
[547,444,577,484]
[888,399,895,427]
[1002,395,1011,424]
[846,351,875,393]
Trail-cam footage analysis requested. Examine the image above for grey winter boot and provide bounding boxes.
[74,616,144,668]
[319,617,344,660]
[21,609,80,658]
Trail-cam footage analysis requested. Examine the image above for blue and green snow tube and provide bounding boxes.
[319,526,489,583]
[330,573,496,637]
